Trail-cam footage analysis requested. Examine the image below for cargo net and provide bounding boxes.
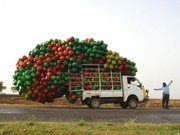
[68,64,122,92]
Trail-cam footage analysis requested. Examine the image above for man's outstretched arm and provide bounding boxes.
[167,80,173,87]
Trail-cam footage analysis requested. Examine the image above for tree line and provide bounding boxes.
[0,81,17,93]
[0,81,6,92]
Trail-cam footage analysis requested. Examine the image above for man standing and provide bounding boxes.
[154,80,173,109]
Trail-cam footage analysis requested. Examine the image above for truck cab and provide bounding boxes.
[120,76,149,109]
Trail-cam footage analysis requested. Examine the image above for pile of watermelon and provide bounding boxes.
[13,37,137,103]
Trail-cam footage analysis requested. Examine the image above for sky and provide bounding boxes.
[0,0,180,99]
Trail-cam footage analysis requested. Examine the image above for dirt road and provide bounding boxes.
[0,106,180,123]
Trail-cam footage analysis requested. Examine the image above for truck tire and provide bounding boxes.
[90,98,100,108]
[128,98,138,109]
[120,102,128,109]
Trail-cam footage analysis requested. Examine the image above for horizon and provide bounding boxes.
[0,0,180,99]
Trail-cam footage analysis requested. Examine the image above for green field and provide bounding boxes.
[0,118,180,135]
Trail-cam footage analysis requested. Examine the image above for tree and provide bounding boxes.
[11,86,17,93]
[0,82,2,92]
[0,81,6,93]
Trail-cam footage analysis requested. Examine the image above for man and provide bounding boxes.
[154,80,173,109]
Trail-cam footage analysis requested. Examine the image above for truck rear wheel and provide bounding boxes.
[120,102,128,109]
[90,98,100,108]
[128,98,138,109]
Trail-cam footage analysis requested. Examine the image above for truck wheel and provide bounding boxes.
[128,98,138,109]
[90,98,100,108]
[120,102,128,109]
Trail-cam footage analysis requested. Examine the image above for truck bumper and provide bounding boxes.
[139,96,149,103]
[143,96,149,103]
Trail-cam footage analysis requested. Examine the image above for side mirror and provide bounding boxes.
[138,84,142,88]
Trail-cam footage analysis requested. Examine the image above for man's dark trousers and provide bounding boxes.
[162,94,169,108]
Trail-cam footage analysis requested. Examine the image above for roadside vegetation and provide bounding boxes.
[0,118,179,135]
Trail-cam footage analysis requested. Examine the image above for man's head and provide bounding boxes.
[163,82,166,87]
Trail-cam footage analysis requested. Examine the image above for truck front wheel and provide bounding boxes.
[128,98,138,109]
[90,98,100,108]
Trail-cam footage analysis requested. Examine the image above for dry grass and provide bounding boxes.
[0,94,180,108]
[139,99,180,108]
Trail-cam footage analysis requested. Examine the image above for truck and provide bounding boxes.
[67,64,149,109]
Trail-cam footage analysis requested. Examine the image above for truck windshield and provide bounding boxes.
[127,77,141,87]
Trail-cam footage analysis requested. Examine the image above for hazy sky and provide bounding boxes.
[0,0,180,99]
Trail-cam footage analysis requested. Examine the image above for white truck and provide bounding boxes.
[68,64,149,109]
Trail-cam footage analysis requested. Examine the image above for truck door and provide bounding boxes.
[123,76,144,102]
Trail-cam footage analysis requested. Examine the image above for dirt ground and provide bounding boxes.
[0,94,180,108]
